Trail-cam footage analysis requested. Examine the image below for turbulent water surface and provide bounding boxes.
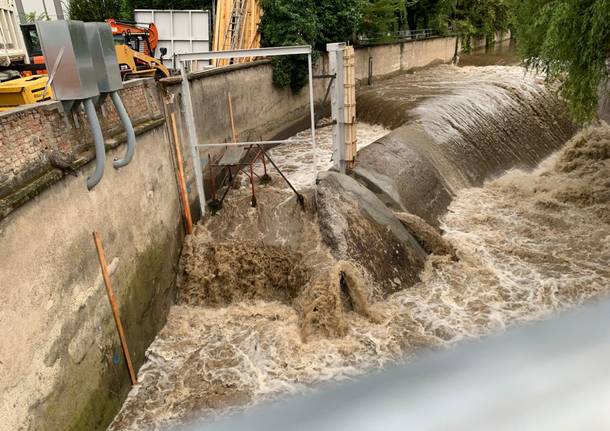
[109,63,610,429]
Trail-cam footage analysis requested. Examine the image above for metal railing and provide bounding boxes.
[357,28,440,45]
[357,27,462,46]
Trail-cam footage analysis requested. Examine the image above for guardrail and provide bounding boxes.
[357,28,456,45]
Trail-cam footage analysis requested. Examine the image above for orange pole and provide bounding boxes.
[93,232,137,386]
[169,110,194,235]
[228,93,237,143]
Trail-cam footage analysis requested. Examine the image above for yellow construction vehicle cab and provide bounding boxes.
[0,75,53,111]
[115,44,170,80]
[107,18,171,80]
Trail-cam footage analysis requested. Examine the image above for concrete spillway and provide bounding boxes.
[355,64,575,224]
[108,57,610,430]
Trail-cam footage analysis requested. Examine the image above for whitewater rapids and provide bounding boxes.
[109,119,610,430]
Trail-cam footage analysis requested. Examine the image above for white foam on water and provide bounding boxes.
[257,121,391,190]
[109,90,610,431]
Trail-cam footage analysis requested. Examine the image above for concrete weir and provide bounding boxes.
[354,64,575,225]
[0,32,584,431]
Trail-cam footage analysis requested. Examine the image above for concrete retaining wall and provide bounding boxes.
[0,80,184,430]
[0,128,183,431]
[354,36,459,82]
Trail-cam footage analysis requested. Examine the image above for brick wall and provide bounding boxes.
[0,78,164,219]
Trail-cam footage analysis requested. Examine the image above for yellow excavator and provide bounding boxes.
[0,19,169,111]
[106,18,170,80]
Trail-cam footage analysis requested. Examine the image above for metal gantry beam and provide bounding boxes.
[195,140,306,148]
[175,45,312,62]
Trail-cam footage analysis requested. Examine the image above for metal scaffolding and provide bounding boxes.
[175,45,317,217]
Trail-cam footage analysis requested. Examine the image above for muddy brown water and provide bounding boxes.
[109,59,610,430]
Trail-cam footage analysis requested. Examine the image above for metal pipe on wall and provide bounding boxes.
[111,91,136,169]
[83,98,106,190]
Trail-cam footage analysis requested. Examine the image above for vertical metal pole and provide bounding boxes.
[179,61,207,217]
[52,0,64,19]
[14,0,25,23]
[336,48,346,174]
[93,232,137,386]
[307,53,318,183]
[327,43,346,174]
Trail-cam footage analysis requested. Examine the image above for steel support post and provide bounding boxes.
[327,42,346,174]
[307,53,318,183]
[179,61,207,217]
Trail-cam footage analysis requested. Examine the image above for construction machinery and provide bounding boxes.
[114,43,169,79]
[0,0,52,110]
[105,18,170,79]
[213,0,262,66]
[0,74,52,110]
[0,0,30,80]
[0,14,170,111]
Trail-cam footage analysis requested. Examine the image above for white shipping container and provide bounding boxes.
[134,9,210,70]
[0,0,28,65]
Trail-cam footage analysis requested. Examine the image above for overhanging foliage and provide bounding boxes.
[510,0,610,123]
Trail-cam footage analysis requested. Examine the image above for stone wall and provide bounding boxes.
[469,30,512,52]
[354,36,459,82]
[0,78,164,220]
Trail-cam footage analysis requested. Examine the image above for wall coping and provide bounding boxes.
[160,59,272,87]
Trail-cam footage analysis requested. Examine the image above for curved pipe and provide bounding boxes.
[111,91,136,169]
[84,98,106,190]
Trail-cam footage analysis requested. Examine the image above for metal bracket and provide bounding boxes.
[313,74,336,80]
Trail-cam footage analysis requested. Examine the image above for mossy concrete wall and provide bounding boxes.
[0,123,183,430]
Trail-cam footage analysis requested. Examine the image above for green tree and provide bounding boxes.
[407,0,450,32]
[23,11,49,22]
[68,0,127,21]
[130,0,212,12]
[360,0,406,40]
[509,0,610,122]
[259,0,362,91]
[460,0,509,40]
[68,0,210,21]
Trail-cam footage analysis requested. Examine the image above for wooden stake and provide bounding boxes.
[93,232,138,386]
[228,93,237,143]
[169,110,194,235]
